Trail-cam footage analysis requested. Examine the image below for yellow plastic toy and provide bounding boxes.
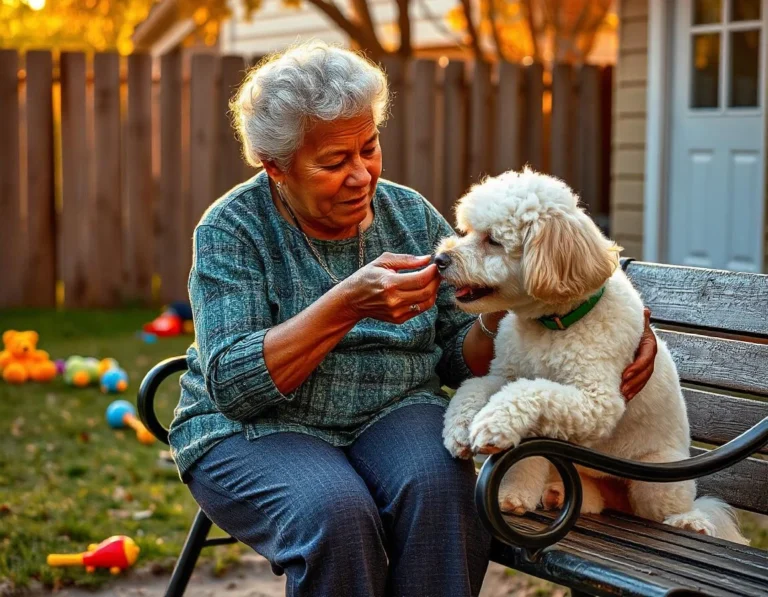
[0,330,57,384]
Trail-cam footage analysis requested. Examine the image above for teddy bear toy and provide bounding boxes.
[0,330,58,384]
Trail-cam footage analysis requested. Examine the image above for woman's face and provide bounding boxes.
[275,113,382,237]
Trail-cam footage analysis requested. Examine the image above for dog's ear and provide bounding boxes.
[523,211,619,303]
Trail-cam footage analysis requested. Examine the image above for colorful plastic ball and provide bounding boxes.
[55,359,66,375]
[101,368,129,394]
[141,332,158,344]
[106,400,135,428]
[98,358,120,377]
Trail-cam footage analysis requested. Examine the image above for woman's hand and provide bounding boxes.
[620,308,657,401]
[339,253,440,324]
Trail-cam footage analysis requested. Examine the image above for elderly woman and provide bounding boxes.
[169,42,655,597]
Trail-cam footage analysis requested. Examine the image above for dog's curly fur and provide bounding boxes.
[437,168,748,544]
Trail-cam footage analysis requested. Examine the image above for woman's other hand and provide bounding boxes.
[339,253,440,324]
[620,307,657,401]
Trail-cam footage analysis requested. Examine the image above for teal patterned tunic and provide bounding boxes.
[168,171,476,478]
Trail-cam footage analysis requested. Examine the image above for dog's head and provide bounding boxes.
[434,168,620,314]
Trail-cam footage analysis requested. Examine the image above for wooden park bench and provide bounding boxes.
[139,259,768,597]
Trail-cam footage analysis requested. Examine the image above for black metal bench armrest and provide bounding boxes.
[475,415,768,552]
[137,355,189,446]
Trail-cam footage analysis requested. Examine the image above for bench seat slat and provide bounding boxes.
[625,261,768,336]
[692,447,768,514]
[493,511,768,596]
[684,388,768,455]
[657,329,768,397]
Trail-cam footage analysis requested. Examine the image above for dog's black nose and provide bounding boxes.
[434,253,452,271]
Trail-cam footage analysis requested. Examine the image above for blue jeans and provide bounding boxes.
[186,403,491,597]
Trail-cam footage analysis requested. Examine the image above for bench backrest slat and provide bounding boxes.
[685,388,768,456]
[624,260,768,515]
[624,260,768,337]
[692,448,768,514]
[657,330,768,397]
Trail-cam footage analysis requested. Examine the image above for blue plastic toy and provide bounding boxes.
[101,368,129,394]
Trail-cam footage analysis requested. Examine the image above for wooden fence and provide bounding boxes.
[0,49,612,309]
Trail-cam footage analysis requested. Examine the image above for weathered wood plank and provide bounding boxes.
[0,50,23,307]
[126,53,154,305]
[379,55,406,185]
[92,52,123,307]
[24,50,56,307]
[658,329,768,396]
[189,54,217,228]
[468,60,491,186]
[626,261,768,336]
[577,65,603,218]
[0,52,23,306]
[441,61,466,220]
[684,388,768,455]
[523,63,544,171]
[692,447,768,514]
[59,52,90,308]
[550,63,575,184]
[158,51,186,304]
[405,59,436,200]
[493,61,522,175]
[216,55,248,196]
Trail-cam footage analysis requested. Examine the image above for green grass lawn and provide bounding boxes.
[0,309,243,593]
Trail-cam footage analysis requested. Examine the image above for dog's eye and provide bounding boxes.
[487,236,502,247]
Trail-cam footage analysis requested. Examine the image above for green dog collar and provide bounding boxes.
[538,287,605,331]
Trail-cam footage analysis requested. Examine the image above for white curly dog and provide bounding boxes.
[436,168,747,544]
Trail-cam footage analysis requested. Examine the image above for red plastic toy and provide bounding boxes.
[47,535,140,574]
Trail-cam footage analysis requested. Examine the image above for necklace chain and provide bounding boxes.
[276,182,365,285]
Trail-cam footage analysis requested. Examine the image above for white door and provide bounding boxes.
[668,0,766,271]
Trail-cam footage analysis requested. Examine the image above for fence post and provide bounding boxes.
[92,52,123,307]
[406,59,437,200]
[189,54,217,231]
[551,63,576,184]
[126,52,154,305]
[0,51,24,308]
[24,50,56,307]
[217,55,249,196]
[158,50,186,305]
[468,60,492,185]
[379,55,407,185]
[523,62,545,171]
[60,52,90,308]
[441,60,467,219]
[494,61,522,176]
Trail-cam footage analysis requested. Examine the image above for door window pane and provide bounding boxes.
[730,29,761,106]
[731,0,760,21]
[694,0,722,24]
[691,33,721,108]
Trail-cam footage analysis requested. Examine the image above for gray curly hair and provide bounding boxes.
[230,41,391,171]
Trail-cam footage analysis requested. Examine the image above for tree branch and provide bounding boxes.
[459,0,483,60]
[396,0,411,56]
[350,0,380,50]
[486,0,508,62]
[305,0,385,57]
[522,0,540,60]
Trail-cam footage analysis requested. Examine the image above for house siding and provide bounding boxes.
[611,0,648,261]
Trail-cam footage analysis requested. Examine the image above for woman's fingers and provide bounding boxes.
[375,252,433,271]
[391,264,440,290]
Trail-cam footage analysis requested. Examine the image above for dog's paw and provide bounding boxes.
[469,405,522,454]
[499,489,540,516]
[664,512,717,537]
[542,482,564,511]
[442,421,473,459]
